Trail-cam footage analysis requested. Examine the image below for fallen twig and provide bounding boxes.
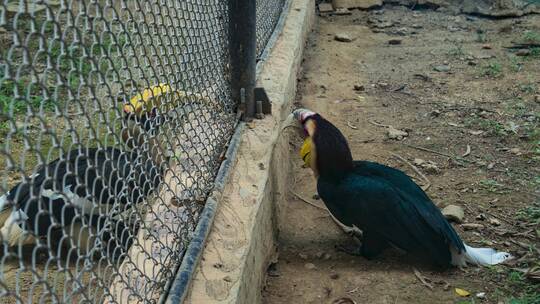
[462,145,471,157]
[390,152,431,191]
[504,42,540,49]
[402,143,474,164]
[290,189,328,211]
[413,73,430,81]
[368,120,390,128]
[347,121,358,130]
[413,268,434,290]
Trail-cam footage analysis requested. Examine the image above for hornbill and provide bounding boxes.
[0,85,170,260]
[283,108,512,268]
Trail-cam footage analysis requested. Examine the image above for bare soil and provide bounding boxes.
[263,5,539,304]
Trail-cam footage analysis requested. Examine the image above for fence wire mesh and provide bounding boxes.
[256,0,286,58]
[0,0,285,303]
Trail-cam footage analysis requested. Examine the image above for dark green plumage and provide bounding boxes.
[309,114,465,268]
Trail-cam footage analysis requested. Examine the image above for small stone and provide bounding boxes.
[374,21,394,29]
[335,33,353,42]
[503,241,511,247]
[487,163,495,169]
[442,205,465,223]
[313,193,321,200]
[395,27,407,36]
[468,61,477,66]
[318,3,334,13]
[510,148,521,155]
[476,213,487,221]
[330,273,339,280]
[476,292,486,299]
[482,44,492,49]
[434,65,450,72]
[516,49,531,56]
[413,158,425,166]
[423,162,440,174]
[323,253,332,260]
[304,263,316,270]
[411,23,422,29]
[299,253,308,260]
[461,223,485,230]
[353,84,365,91]
[488,218,501,226]
[534,95,540,103]
[315,251,324,259]
[388,38,402,45]
[478,54,495,59]
[334,8,352,15]
[386,126,408,140]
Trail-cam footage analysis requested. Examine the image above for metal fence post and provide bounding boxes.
[229,0,257,121]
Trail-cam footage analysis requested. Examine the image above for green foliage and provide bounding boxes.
[520,82,537,94]
[505,270,540,304]
[510,56,524,72]
[516,203,540,224]
[523,31,540,44]
[482,61,503,77]
[476,30,487,43]
[448,44,465,57]
[479,179,508,193]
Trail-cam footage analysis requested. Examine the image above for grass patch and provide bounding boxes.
[504,271,540,304]
[466,117,510,137]
[510,56,524,72]
[447,44,465,57]
[479,179,509,194]
[519,82,537,94]
[523,31,540,44]
[476,29,487,43]
[481,61,503,77]
[516,203,540,224]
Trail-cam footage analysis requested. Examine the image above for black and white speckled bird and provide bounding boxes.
[0,85,170,260]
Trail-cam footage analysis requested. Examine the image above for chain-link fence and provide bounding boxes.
[256,0,286,58]
[0,0,286,303]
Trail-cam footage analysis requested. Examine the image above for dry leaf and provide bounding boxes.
[455,288,470,297]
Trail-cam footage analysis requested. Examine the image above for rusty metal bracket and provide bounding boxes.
[254,87,271,119]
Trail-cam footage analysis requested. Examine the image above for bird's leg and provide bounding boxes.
[327,210,364,239]
[336,231,388,259]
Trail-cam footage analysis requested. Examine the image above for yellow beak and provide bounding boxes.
[124,83,172,115]
[299,137,313,168]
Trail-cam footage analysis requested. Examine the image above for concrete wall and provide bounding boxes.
[184,0,315,303]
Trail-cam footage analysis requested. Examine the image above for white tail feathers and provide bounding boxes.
[451,243,513,267]
[0,209,35,246]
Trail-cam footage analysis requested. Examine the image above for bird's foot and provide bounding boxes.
[346,228,363,240]
[335,242,363,256]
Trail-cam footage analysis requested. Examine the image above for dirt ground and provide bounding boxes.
[263,4,539,304]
